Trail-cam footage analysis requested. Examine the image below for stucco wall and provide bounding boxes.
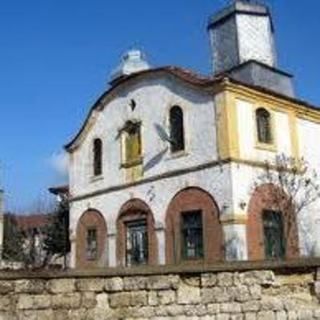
[1,260,320,319]
[70,164,233,268]
[236,98,292,162]
[69,76,217,198]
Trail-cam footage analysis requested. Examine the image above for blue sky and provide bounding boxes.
[0,0,319,212]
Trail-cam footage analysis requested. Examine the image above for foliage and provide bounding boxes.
[253,154,320,256]
[254,154,320,216]
[44,200,70,268]
[2,213,24,262]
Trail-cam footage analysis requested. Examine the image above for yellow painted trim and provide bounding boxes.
[221,81,320,124]
[216,85,240,159]
[289,111,300,161]
[220,213,248,225]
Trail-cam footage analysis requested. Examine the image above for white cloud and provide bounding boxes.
[48,152,69,178]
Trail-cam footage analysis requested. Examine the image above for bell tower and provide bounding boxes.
[208,0,276,74]
[208,0,295,97]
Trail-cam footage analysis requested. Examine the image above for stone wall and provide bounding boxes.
[1,260,320,319]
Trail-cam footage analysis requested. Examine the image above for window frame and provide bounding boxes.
[169,105,185,154]
[125,218,148,266]
[93,138,103,177]
[181,210,204,260]
[254,106,277,152]
[262,210,286,260]
[86,227,98,261]
[120,120,143,168]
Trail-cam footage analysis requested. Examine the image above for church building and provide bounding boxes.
[65,0,320,269]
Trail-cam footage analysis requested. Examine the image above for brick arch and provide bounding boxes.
[76,209,107,269]
[247,183,299,260]
[165,187,223,264]
[117,199,158,266]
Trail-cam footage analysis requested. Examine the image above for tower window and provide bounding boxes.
[93,138,103,176]
[181,211,203,259]
[263,210,285,259]
[256,108,272,144]
[86,228,98,260]
[169,106,185,153]
[126,219,148,266]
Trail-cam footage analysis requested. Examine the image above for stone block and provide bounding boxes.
[242,301,260,312]
[314,309,320,320]
[47,279,75,294]
[217,272,234,287]
[232,285,251,302]
[248,284,262,299]
[0,281,14,295]
[17,294,33,310]
[147,275,179,290]
[245,313,257,320]
[202,273,217,287]
[230,314,244,320]
[154,304,185,317]
[217,314,230,320]
[104,277,123,292]
[260,297,283,311]
[109,291,147,308]
[297,309,313,320]
[67,308,93,320]
[257,311,275,320]
[0,312,15,320]
[148,291,158,306]
[184,304,207,316]
[220,302,241,313]
[126,306,155,318]
[130,291,147,306]
[177,282,201,304]
[207,303,220,314]
[15,279,45,294]
[287,311,298,320]
[202,287,232,304]
[51,293,81,309]
[158,290,175,305]
[0,296,11,312]
[240,271,275,286]
[95,292,109,310]
[76,278,104,292]
[109,292,131,308]
[81,292,97,308]
[32,295,51,309]
[123,276,147,290]
[275,310,287,320]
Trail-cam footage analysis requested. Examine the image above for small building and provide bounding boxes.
[64,1,320,269]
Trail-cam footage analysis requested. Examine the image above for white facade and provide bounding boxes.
[66,1,320,268]
[67,71,320,268]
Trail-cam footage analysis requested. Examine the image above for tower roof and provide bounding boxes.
[208,0,272,30]
[110,49,151,84]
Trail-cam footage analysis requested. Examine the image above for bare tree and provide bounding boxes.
[252,154,320,257]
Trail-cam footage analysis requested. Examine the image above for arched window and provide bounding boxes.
[256,108,272,144]
[169,106,185,153]
[263,210,285,259]
[93,138,103,176]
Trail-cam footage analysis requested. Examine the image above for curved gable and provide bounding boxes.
[64,67,218,152]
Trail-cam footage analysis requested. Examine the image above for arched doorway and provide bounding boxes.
[117,199,158,266]
[165,187,223,264]
[247,183,299,260]
[76,209,107,269]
